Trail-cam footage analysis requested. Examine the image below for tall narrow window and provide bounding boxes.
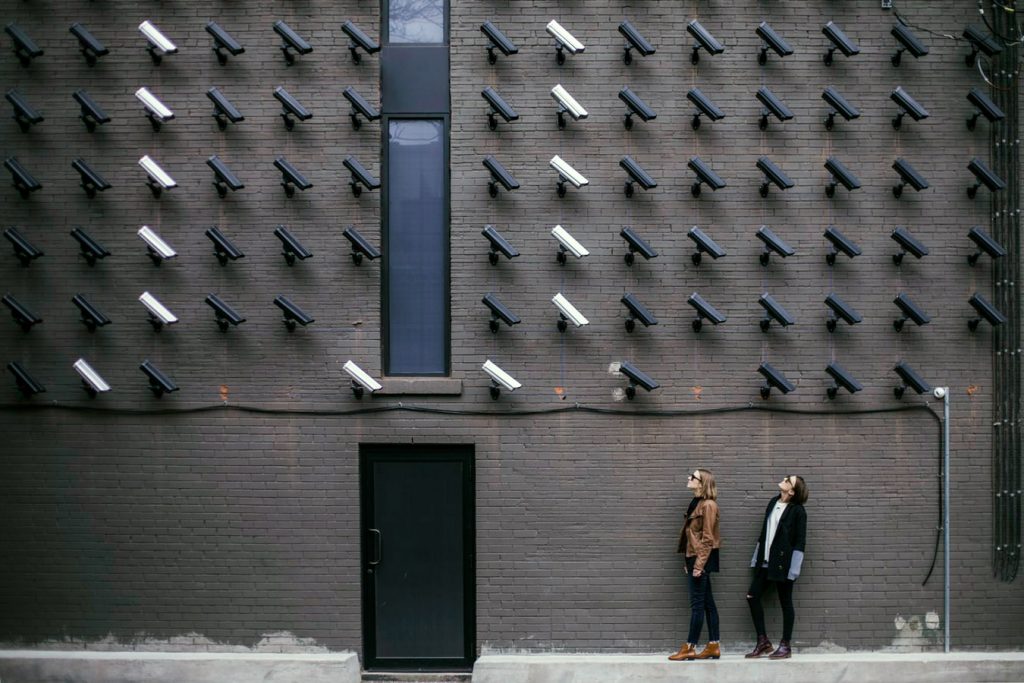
[384,119,448,375]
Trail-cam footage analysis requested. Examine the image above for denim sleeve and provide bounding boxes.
[787,549,804,580]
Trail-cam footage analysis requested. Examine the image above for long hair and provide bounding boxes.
[791,475,809,505]
[696,468,718,501]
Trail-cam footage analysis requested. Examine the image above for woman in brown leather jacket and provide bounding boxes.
[668,468,721,661]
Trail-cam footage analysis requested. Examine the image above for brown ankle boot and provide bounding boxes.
[768,640,792,659]
[744,634,773,658]
[696,642,720,660]
[668,643,697,661]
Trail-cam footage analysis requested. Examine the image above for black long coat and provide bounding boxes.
[750,495,807,582]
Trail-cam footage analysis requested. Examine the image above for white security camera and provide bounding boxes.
[545,20,584,64]
[551,225,588,262]
[483,359,520,399]
[550,155,588,197]
[74,358,111,396]
[138,226,177,263]
[343,360,382,398]
[552,292,589,331]
[139,20,178,64]
[135,87,174,126]
[933,387,947,399]
[550,84,588,128]
[139,291,178,329]
[138,155,177,197]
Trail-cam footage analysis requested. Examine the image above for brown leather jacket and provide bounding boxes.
[676,498,721,573]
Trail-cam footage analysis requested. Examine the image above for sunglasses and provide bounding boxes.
[689,473,702,482]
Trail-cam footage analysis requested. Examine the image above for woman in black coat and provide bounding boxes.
[744,475,808,660]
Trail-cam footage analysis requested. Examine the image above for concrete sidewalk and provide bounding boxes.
[0,650,360,683]
[473,652,1024,683]
[2,650,1023,683]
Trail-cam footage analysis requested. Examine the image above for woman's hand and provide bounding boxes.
[692,568,703,578]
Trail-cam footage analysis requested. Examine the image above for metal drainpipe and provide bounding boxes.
[941,386,951,653]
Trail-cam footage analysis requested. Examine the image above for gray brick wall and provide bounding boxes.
[1,0,1021,658]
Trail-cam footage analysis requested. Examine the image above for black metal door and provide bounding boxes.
[360,445,474,671]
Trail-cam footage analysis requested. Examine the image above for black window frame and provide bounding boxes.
[380,114,451,377]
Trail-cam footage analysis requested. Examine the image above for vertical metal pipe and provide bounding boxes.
[943,387,951,653]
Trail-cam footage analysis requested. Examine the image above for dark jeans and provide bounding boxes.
[747,567,795,641]
[686,570,720,645]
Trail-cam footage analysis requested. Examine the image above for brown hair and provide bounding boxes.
[696,468,717,501]
[791,475,808,505]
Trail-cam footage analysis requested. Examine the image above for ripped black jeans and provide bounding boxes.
[746,567,795,642]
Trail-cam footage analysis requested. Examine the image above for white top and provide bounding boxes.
[764,501,788,563]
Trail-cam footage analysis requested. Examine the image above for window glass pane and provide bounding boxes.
[388,0,444,44]
[387,119,446,375]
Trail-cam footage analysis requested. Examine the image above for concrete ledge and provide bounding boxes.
[0,650,360,683]
[473,653,1024,683]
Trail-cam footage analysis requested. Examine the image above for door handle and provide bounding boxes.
[369,528,382,566]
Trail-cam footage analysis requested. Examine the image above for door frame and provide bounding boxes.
[359,444,476,671]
